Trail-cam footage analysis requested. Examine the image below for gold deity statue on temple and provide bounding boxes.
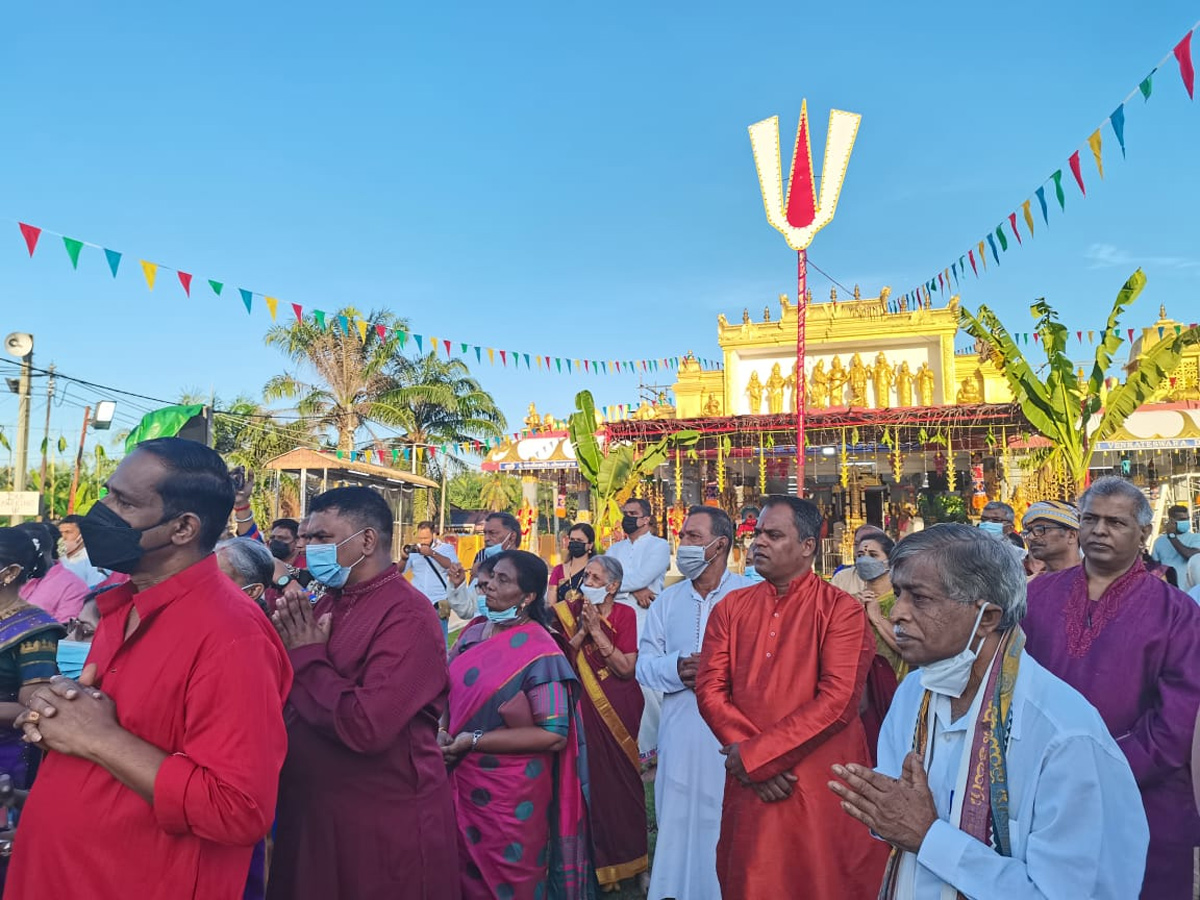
[704,392,722,416]
[916,362,936,406]
[847,353,869,407]
[869,352,894,408]
[746,370,764,414]
[766,362,786,414]
[808,359,830,409]
[895,360,914,407]
[828,356,848,407]
[524,402,542,432]
[956,376,982,404]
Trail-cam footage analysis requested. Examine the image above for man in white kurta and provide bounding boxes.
[608,497,670,756]
[636,507,749,900]
[829,525,1149,900]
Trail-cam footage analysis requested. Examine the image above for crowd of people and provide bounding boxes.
[0,437,1196,899]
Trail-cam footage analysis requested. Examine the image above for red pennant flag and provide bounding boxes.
[1128,328,1135,341]
[968,249,978,277]
[375,324,388,341]
[499,350,507,366]
[938,272,944,291]
[1009,212,1022,245]
[1033,332,1040,343]
[18,222,41,257]
[584,360,590,372]
[443,339,451,358]
[1175,31,1195,99]
[291,303,304,323]
[1076,331,1083,343]
[1068,151,1086,195]
[377,449,386,463]
[177,271,192,296]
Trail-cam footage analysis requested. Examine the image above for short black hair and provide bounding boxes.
[686,505,735,546]
[309,486,394,547]
[58,514,86,527]
[626,498,652,518]
[486,512,522,547]
[493,549,551,629]
[416,520,437,532]
[1168,505,1189,517]
[761,495,822,542]
[270,518,300,537]
[0,526,44,586]
[133,438,235,553]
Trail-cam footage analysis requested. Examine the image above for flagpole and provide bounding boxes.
[796,250,807,497]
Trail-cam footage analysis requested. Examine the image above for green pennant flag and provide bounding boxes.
[397,330,408,348]
[1140,70,1154,100]
[124,404,205,453]
[208,280,224,295]
[313,310,326,329]
[996,224,1008,252]
[555,358,561,372]
[62,236,84,269]
[1052,170,1066,210]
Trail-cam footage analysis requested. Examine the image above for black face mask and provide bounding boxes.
[621,515,642,536]
[77,502,174,575]
[567,540,588,559]
[269,540,293,560]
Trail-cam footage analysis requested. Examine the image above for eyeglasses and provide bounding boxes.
[1024,523,1068,538]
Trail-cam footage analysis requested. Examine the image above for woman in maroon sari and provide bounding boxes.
[444,550,594,900]
[552,555,646,893]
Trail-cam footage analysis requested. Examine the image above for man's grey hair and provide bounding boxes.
[891,524,1027,631]
[216,537,276,588]
[982,501,1015,524]
[686,505,735,546]
[1079,476,1153,527]
[592,555,624,591]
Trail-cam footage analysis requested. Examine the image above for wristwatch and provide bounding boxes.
[273,575,292,590]
[470,729,484,750]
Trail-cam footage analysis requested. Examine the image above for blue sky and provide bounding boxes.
[2,1,1199,453]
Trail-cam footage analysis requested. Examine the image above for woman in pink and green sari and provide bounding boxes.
[443,550,595,900]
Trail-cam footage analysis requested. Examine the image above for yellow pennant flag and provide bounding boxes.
[977,240,987,270]
[487,348,495,365]
[356,318,369,342]
[1088,330,1095,343]
[1088,130,1104,178]
[536,356,542,369]
[430,336,438,356]
[1022,199,1034,237]
[264,296,278,320]
[140,260,158,291]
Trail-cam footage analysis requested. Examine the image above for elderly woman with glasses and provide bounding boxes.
[553,554,647,893]
[216,537,277,614]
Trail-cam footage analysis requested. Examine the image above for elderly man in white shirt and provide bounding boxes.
[607,497,670,758]
[636,506,750,900]
[829,524,1148,900]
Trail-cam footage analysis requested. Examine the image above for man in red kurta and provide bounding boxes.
[9,438,292,900]
[268,486,460,900]
[697,495,889,900]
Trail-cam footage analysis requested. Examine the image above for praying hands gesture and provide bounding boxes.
[828,752,939,854]
[272,592,331,649]
[15,666,121,759]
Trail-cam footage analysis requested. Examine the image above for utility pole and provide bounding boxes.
[68,406,91,515]
[38,364,55,518]
[4,333,35,525]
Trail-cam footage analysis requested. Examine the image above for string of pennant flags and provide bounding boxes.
[9,219,723,376]
[891,21,1199,314]
[959,321,1200,349]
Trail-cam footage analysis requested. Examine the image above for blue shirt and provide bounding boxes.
[1151,530,1200,586]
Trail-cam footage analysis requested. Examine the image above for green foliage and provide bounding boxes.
[446,470,521,513]
[919,492,968,524]
[958,269,1200,491]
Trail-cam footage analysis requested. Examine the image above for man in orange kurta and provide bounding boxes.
[697,495,889,900]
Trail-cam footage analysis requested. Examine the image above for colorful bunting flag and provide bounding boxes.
[986,233,999,265]
[969,250,978,277]
[140,260,158,290]
[1009,212,1022,245]
[177,271,192,296]
[357,319,369,342]
[314,310,326,329]
[977,240,987,270]
[293,303,304,323]
[1140,70,1155,100]
[62,236,83,269]
[264,297,278,320]
[1175,32,1195,99]
[1051,170,1066,210]
[1087,130,1104,178]
[239,289,253,314]
[995,225,1008,253]
[18,223,41,256]
[1068,151,1086,196]
[1035,186,1049,224]
[105,248,121,277]
[208,279,224,295]
[1111,105,1127,157]
[1022,199,1035,237]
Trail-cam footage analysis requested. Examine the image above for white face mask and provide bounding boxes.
[580,584,609,605]
[917,602,991,698]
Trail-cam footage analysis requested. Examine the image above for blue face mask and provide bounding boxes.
[483,541,505,559]
[978,521,1005,538]
[1177,520,1192,534]
[306,529,366,589]
[486,604,519,624]
[476,586,489,618]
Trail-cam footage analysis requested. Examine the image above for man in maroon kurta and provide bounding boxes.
[9,438,292,900]
[696,495,889,900]
[1025,477,1200,899]
[268,486,460,900]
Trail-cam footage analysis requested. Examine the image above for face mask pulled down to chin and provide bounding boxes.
[917,602,992,698]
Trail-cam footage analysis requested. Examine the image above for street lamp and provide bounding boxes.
[68,399,118,513]
[4,333,34,524]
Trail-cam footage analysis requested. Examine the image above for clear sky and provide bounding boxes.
[2,1,1199,452]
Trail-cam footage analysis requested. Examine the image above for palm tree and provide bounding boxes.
[479,472,522,512]
[958,269,1200,494]
[264,308,410,452]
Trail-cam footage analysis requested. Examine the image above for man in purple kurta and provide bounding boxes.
[268,487,460,900]
[1025,477,1200,899]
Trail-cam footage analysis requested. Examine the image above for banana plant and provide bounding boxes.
[959,269,1200,493]
[568,390,699,532]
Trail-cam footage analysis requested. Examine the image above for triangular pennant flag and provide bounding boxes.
[140,260,158,290]
[978,240,988,270]
[377,324,389,341]
[334,315,347,335]
[62,236,84,269]
[1022,199,1035,237]
[938,272,945,291]
[1087,130,1104,178]
[446,340,453,358]
[601,361,608,374]
[264,297,278,320]
[1174,31,1195,99]
[397,330,407,348]
[357,319,369,343]
[523,352,531,368]
[461,342,469,355]
[1088,330,1095,343]
[429,336,439,355]
[475,346,482,363]
[1076,331,1083,343]
[1127,328,1135,341]
[986,233,999,265]
[555,358,561,372]
[314,310,326,329]
[951,263,959,286]
[1111,105,1127,158]
[969,250,978,276]
[208,279,224,295]
[995,225,1008,253]
[177,271,192,296]
[1008,212,1022,245]
[1068,151,1086,196]
[499,350,507,366]
[292,303,304,323]
[536,356,542,370]
[545,356,552,370]
[239,289,253,314]
[1175,325,1182,335]
[1140,69,1155,100]
[414,334,424,353]
[1036,185,1050,223]
[104,248,122,277]
[584,360,590,373]
[1033,332,1040,344]
[566,359,572,372]
[488,347,495,365]
[1051,171,1066,210]
[18,223,41,256]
